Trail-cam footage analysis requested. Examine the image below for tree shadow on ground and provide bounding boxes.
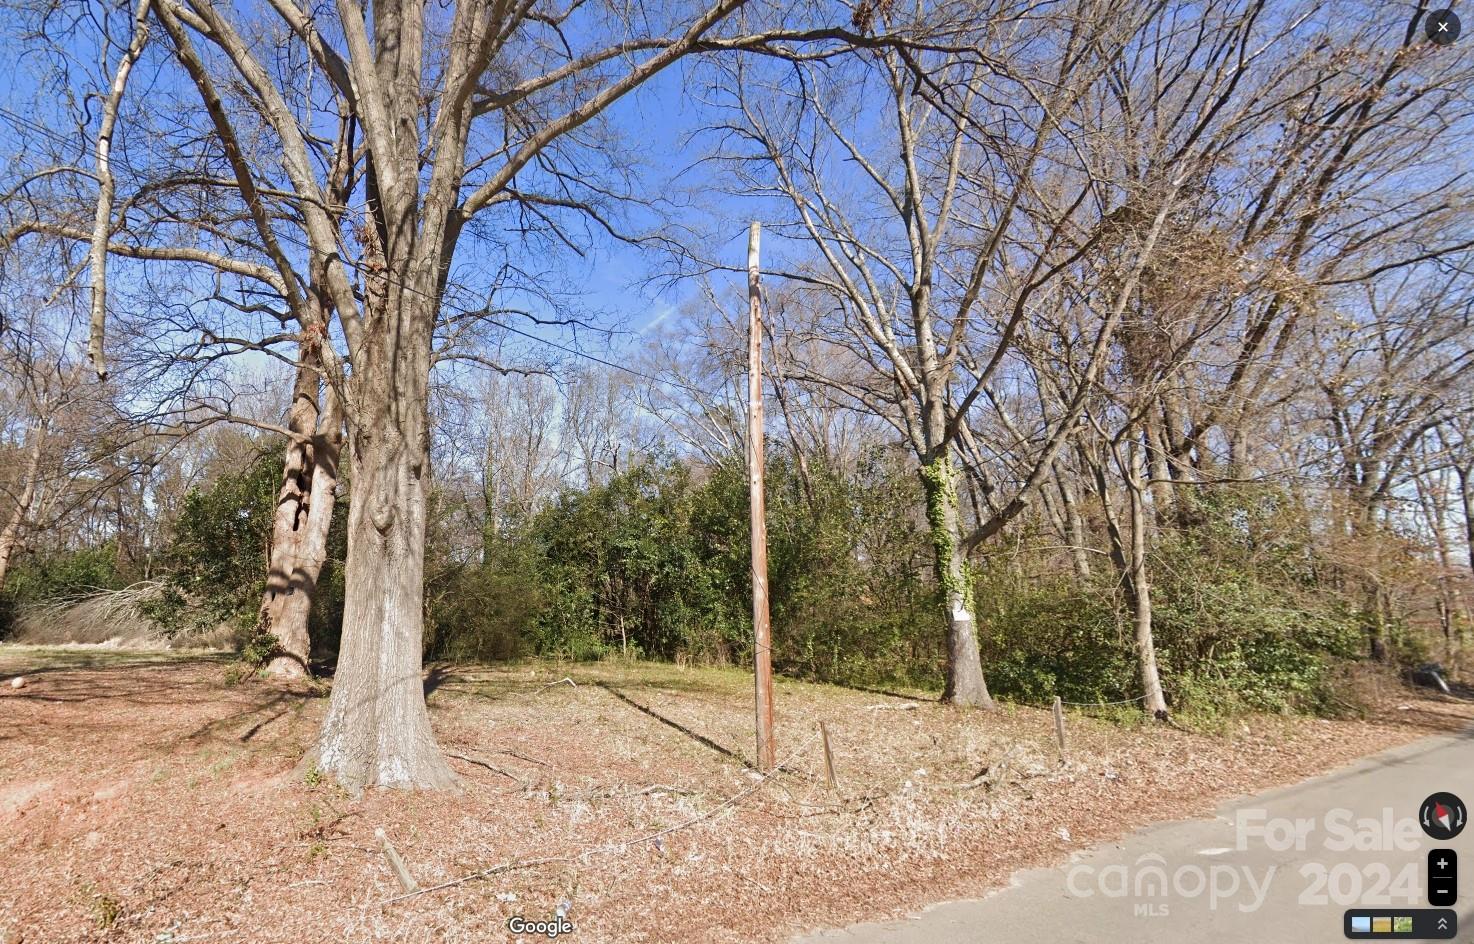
[422,664,454,698]
[817,679,936,702]
[0,648,226,681]
[593,680,753,769]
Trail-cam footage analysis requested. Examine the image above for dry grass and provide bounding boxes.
[0,647,1470,944]
[7,585,235,649]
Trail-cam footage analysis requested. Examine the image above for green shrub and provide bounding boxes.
[3,545,126,603]
[976,570,1132,706]
[1150,488,1365,716]
[423,451,941,688]
[525,460,744,663]
[240,631,281,667]
[158,445,347,658]
[766,454,939,688]
[972,485,1373,717]
[163,449,280,632]
[425,539,540,663]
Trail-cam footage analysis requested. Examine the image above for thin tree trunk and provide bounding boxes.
[765,322,816,511]
[1143,411,1173,526]
[1124,467,1169,719]
[1364,582,1390,662]
[1227,416,1249,479]
[1092,442,1169,719]
[1346,475,1391,662]
[1054,459,1093,579]
[1459,464,1474,582]
[922,455,994,709]
[1414,471,1460,665]
[1437,596,1452,662]
[1036,470,1071,547]
[0,422,45,587]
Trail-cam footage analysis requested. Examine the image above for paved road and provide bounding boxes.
[795,728,1474,943]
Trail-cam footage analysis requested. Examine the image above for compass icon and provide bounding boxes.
[1421,792,1467,841]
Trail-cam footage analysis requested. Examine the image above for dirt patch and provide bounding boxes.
[0,781,54,821]
[0,647,1468,943]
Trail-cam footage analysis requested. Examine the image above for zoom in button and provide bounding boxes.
[1429,849,1456,907]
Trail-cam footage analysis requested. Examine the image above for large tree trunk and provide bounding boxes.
[259,343,341,677]
[922,456,994,709]
[0,421,45,587]
[303,286,453,791]
[260,347,343,678]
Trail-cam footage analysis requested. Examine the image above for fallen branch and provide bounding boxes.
[729,866,773,894]
[531,676,576,696]
[497,748,553,768]
[376,828,419,894]
[445,752,528,786]
[636,783,694,797]
[575,782,694,801]
[863,702,919,711]
[958,744,1023,792]
[379,855,570,906]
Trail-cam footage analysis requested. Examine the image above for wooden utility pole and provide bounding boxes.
[748,221,776,772]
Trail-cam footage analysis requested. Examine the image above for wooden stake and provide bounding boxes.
[1053,696,1067,760]
[748,221,776,772]
[376,827,420,893]
[819,720,837,791]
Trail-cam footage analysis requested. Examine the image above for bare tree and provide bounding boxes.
[42,0,941,789]
[1310,271,1473,658]
[0,412,47,587]
[709,0,1224,705]
[0,243,126,587]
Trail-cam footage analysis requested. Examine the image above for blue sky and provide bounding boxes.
[0,7,775,390]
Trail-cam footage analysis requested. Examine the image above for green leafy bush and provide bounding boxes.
[424,452,940,686]
[765,454,939,688]
[157,446,347,658]
[3,545,126,603]
[425,538,541,663]
[240,631,281,667]
[977,570,1133,706]
[163,449,280,632]
[1150,487,1364,715]
[524,461,744,663]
